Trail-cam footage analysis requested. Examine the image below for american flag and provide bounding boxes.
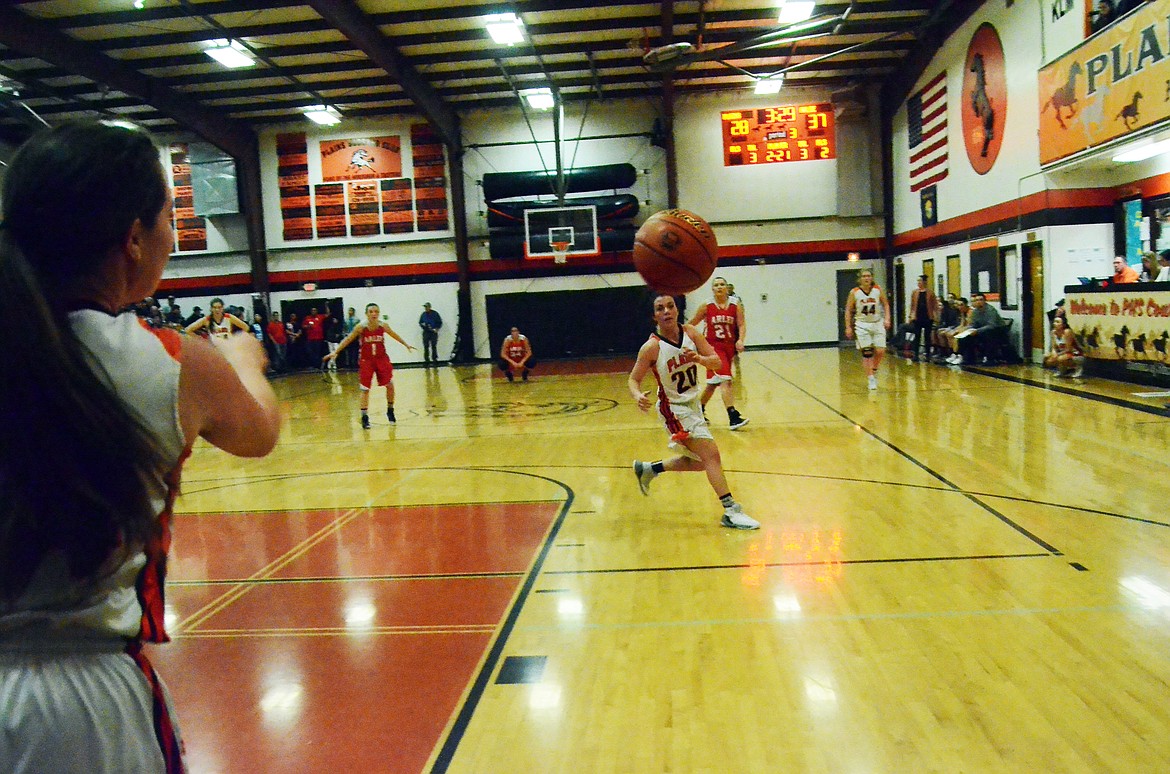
[907,71,948,192]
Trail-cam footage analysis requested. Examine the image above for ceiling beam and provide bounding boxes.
[306,0,460,150]
[0,4,255,159]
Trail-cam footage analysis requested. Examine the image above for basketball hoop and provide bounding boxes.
[551,241,570,264]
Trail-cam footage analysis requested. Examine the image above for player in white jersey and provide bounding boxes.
[184,297,249,339]
[627,294,759,530]
[844,268,892,390]
[0,120,281,774]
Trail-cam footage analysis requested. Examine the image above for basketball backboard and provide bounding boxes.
[523,205,599,259]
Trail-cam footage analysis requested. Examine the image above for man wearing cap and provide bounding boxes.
[419,302,443,365]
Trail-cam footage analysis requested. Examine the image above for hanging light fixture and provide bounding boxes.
[303,105,342,126]
[205,40,254,69]
[485,13,525,45]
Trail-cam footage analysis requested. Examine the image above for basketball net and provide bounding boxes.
[551,241,570,264]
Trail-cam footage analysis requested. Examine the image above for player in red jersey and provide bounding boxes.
[324,303,415,428]
[687,277,748,429]
[499,326,534,381]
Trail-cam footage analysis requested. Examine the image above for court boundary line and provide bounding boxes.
[542,551,1052,576]
[757,362,1063,555]
[177,467,1170,528]
[170,570,526,586]
[967,365,1170,418]
[428,471,574,774]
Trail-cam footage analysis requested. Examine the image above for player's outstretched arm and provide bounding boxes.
[184,315,209,335]
[180,334,280,457]
[683,325,722,371]
[325,322,363,361]
[879,288,892,328]
[843,292,856,339]
[381,322,416,351]
[735,303,747,352]
[627,340,658,411]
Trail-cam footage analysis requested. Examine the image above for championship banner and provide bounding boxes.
[380,178,414,234]
[1038,0,1170,165]
[1067,289,1170,362]
[276,132,312,241]
[320,136,402,182]
[169,145,207,252]
[313,183,346,238]
[411,123,449,232]
[347,182,380,237]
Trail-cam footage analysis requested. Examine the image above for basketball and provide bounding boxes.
[632,209,718,295]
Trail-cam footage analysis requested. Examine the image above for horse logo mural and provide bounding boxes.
[1042,61,1082,129]
[347,148,378,172]
[962,23,1006,175]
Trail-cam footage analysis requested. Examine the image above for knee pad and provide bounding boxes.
[861,346,875,358]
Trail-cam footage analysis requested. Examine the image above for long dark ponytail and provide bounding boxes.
[0,120,170,600]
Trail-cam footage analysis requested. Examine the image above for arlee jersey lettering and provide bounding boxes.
[701,300,739,346]
[504,335,528,361]
[359,324,390,362]
[652,328,702,404]
[850,286,884,323]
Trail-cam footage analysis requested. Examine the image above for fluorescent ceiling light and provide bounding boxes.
[205,39,254,69]
[778,1,816,24]
[485,12,525,45]
[520,87,555,110]
[303,105,341,126]
[1112,138,1170,163]
[754,75,784,94]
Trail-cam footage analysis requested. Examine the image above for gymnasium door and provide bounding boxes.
[1022,242,1045,362]
[836,270,857,343]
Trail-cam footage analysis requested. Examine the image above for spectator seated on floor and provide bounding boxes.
[949,293,1009,365]
[1043,315,1084,378]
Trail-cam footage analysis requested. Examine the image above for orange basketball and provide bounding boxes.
[632,209,718,295]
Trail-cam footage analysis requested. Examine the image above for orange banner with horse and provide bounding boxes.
[1038,1,1170,165]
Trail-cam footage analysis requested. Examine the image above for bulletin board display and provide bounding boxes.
[274,124,449,243]
[720,103,836,166]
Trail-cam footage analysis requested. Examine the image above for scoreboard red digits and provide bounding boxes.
[721,103,836,167]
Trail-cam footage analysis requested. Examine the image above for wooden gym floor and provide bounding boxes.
[150,348,1170,773]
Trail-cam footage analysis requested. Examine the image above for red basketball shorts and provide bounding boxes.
[359,356,393,389]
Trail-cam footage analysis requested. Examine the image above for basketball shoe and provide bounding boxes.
[387,407,396,424]
[728,408,749,430]
[721,503,760,530]
[632,460,654,496]
[361,414,371,430]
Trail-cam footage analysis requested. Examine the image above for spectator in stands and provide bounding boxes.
[286,312,304,369]
[165,304,183,328]
[183,305,203,327]
[1139,251,1159,282]
[1090,0,1115,33]
[1156,250,1170,282]
[935,296,968,362]
[948,292,1004,365]
[324,316,344,372]
[301,307,330,367]
[907,274,940,360]
[1111,254,1139,284]
[343,306,360,368]
[267,311,288,373]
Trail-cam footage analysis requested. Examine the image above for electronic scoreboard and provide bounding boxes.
[720,103,836,166]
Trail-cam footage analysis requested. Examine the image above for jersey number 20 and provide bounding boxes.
[672,365,698,393]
